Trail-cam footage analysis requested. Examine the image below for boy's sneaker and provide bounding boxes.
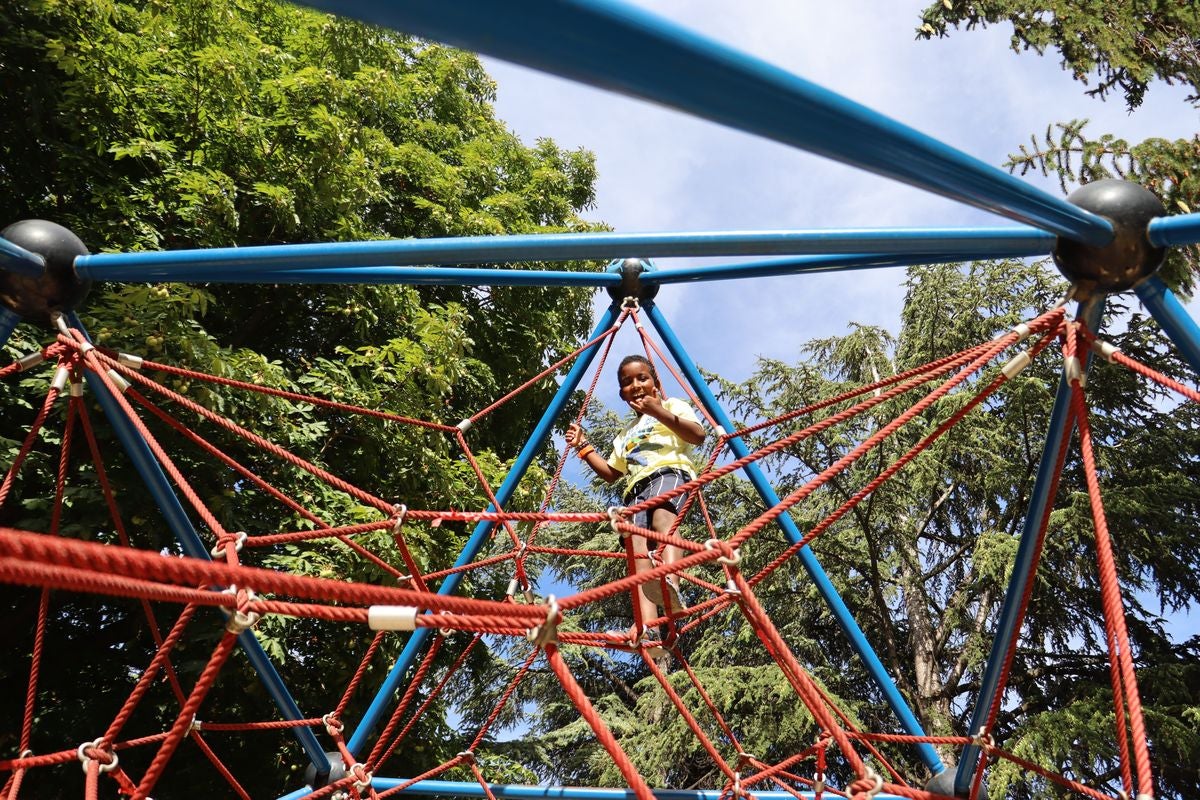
[643,577,685,615]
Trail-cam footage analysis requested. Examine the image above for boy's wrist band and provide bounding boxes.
[577,444,595,460]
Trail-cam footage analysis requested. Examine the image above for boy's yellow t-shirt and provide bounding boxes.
[607,397,700,492]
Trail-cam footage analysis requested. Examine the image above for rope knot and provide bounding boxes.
[456,750,476,764]
[971,728,995,751]
[348,761,372,792]
[222,585,261,634]
[322,712,344,737]
[526,595,560,647]
[77,738,118,774]
[849,771,883,799]
[210,530,247,559]
[704,538,741,566]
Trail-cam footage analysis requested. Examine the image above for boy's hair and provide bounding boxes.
[618,354,662,390]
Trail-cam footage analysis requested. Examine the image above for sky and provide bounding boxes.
[480,0,1199,384]
[475,2,1200,635]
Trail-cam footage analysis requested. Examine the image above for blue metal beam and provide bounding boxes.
[65,314,331,778]
[643,303,945,776]
[0,306,20,348]
[0,236,46,277]
[74,228,1055,284]
[954,296,1105,795]
[292,0,1113,244]
[279,778,908,800]
[642,251,1006,285]
[1148,212,1200,248]
[1135,275,1200,377]
[344,304,622,758]
[166,266,622,287]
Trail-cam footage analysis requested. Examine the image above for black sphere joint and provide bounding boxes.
[926,768,986,800]
[302,751,344,788]
[605,257,659,304]
[0,220,92,327]
[1052,179,1166,295]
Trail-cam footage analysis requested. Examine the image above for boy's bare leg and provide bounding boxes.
[629,533,659,641]
[651,507,685,614]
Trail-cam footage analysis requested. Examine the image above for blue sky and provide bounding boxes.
[481,0,1198,384]
[476,2,1199,636]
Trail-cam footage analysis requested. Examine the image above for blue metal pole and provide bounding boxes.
[642,252,1004,286]
[954,296,1105,795]
[74,227,1055,283]
[1135,275,1200,378]
[1148,212,1200,248]
[163,266,623,287]
[281,779,908,800]
[65,313,331,777]
[294,0,1113,244]
[0,236,46,277]
[643,303,945,776]
[0,306,20,348]
[345,303,623,757]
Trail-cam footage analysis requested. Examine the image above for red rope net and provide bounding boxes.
[0,307,1171,799]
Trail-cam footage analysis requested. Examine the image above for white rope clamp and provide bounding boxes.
[455,418,473,432]
[607,506,627,535]
[456,750,476,764]
[1012,321,1032,342]
[526,595,560,647]
[622,297,640,310]
[188,716,203,736]
[1063,355,1086,387]
[704,538,741,566]
[390,504,408,533]
[211,531,247,559]
[1000,350,1032,379]
[117,352,144,369]
[69,380,83,397]
[16,351,44,372]
[222,586,260,634]
[51,365,70,392]
[367,605,419,631]
[77,738,118,774]
[1091,338,1121,362]
[106,369,131,393]
[812,771,825,795]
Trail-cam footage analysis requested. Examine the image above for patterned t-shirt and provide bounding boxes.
[607,397,701,492]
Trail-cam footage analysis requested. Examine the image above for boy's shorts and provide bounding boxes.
[622,467,693,531]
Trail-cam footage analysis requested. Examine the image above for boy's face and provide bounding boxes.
[617,361,658,405]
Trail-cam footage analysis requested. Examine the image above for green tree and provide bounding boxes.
[917,1,1200,110]
[0,0,600,795]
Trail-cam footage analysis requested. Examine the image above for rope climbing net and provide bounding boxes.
[1,296,1188,800]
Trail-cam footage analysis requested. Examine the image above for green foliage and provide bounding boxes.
[0,0,601,795]
[916,0,1200,110]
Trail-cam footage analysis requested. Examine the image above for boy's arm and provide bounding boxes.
[632,397,705,445]
[567,422,624,484]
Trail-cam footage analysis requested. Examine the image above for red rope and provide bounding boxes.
[133,631,240,799]
[133,353,455,431]
[1070,324,1155,796]
[544,644,656,800]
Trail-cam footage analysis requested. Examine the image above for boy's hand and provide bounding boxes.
[566,422,586,449]
[629,394,667,419]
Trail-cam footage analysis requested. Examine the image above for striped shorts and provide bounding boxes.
[622,467,692,531]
